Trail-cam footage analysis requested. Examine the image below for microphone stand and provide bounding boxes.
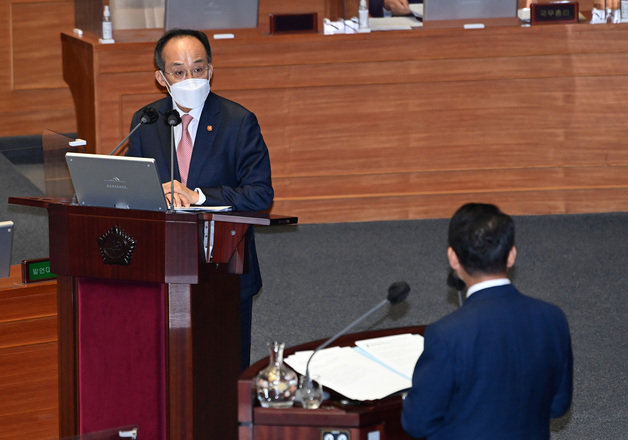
[297,281,411,408]
[109,122,144,156]
[165,110,181,212]
[304,298,389,380]
[169,125,175,212]
[109,107,159,156]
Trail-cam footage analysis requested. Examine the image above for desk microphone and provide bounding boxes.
[165,110,181,211]
[304,281,411,381]
[447,269,466,307]
[166,109,181,127]
[108,106,159,155]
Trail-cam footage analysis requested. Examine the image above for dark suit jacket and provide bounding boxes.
[126,92,274,299]
[402,284,573,440]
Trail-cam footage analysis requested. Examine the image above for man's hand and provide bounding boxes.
[162,181,199,208]
[384,0,411,15]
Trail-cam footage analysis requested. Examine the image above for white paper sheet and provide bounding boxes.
[409,3,424,18]
[174,205,231,212]
[355,332,424,380]
[368,16,423,31]
[284,333,424,401]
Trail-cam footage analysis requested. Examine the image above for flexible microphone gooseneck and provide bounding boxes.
[108,107,159,156]
[304,281,411,381]
[165,110,181,212]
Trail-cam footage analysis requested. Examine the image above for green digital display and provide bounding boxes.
[22,259,56,283]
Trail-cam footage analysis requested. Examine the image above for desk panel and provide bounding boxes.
[0,265,58,440]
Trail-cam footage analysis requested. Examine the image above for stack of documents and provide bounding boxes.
[368,16,422,31]
[284,333,424,401]
[174,205,231,212]
[367,4,423,31]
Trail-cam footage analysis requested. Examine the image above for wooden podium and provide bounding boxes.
[238,326,426,440]
[9,196,296,440]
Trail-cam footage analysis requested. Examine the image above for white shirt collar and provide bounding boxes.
[171,103,203,145]
[466,278,511,298]
[174,103,203,121]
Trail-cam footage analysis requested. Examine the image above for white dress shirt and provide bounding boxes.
[173,104,206,204]
[466,278,511,299]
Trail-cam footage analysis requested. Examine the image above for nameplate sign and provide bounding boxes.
[530,2,579,24]
[21,258,56,283]
[270,13,318,34]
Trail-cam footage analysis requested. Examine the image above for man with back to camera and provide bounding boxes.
[126,28,274,371]
[402,203,573,439]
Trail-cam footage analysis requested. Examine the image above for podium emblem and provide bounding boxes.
[98,225,136,265]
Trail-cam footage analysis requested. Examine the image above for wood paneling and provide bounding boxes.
[0,344,58,440]
[0,265,58,440]
[0,0,75,135]
[11,1,73,89]
[62,24,628,223]
[2,0,627,224]
[0,0,595,138]
[271,188,628,223]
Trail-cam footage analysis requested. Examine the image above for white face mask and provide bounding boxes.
[162,74,210,109]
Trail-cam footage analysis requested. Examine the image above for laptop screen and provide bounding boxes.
[165,0,259,30]
[423,0,517,21]
[65,153,169,212]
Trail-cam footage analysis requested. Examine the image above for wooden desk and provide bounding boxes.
[61,24,628,223]
[0,265,58,440]
[238,326,426,440]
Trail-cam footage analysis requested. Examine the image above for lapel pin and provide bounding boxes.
[207,125,213,132]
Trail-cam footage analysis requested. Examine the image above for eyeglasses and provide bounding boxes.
[162,65,209,81]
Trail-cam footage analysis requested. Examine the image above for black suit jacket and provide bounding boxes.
[126,92,274,299]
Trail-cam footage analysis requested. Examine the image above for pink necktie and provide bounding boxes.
[177,113,193,186]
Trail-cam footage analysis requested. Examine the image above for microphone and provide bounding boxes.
[447,269,466,307]
[108,106,159,155]
[165,110,181,211]
[165,109,181,127]
[303,281,411,381]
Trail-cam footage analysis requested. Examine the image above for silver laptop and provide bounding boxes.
[423,0,517,22]
[0,221,13,278]
[65,153,168,212]
[165,0,259,30]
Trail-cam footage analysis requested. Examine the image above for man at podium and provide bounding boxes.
[402,203,573,439]
[126,28,274,370]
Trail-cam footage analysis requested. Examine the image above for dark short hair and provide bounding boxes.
[154,29,212,71]
[448,203,515,275]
